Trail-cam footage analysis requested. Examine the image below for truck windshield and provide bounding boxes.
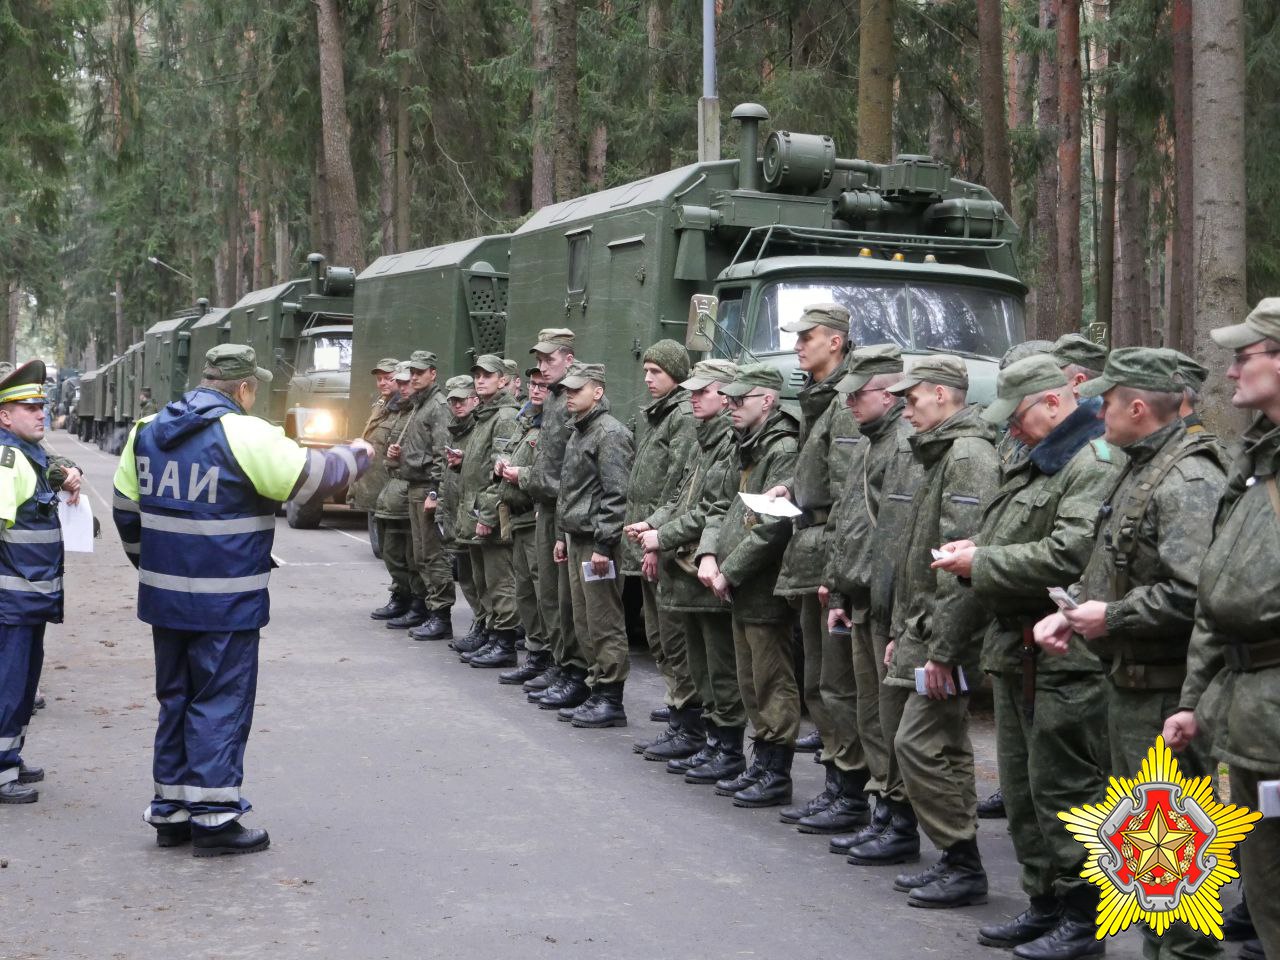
[302,335,353,374]
[751,279,1024,359]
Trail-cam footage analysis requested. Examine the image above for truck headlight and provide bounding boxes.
[301,409,338,438]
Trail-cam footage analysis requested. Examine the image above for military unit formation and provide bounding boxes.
[32,105,1277,959]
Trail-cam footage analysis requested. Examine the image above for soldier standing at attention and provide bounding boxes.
[883,355,1000,909]
[0,361,67,805]
[935,353,1124,949]
[1033,347,1226,960]
[439,376,484,650]
[372,364,425,624]
[138,388,157,419]
[495,367,550,684]
[351,358,408,620]
[452,355,522,668]
[112,344,370,854]
[1164,298,1280,960]
[622,340,700,756]
[701,364,799,808]
[765,303,866,835]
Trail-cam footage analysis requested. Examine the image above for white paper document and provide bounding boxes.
[1048,586,1079,611]
[1259,780,1280,818]
[582,560,617,582]
[57,491,94,553]
[914,665,969,697]
[737,492,804,518]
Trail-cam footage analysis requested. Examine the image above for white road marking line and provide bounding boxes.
[272,553,288,566]
[319,524,370,545]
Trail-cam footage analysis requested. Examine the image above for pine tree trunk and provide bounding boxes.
[1113,125,1148,347]
[587,123,607,191]
[274,201,291,284]
[531,0,554,209]
[1010,18,1038,229]
[377,0,396,255]
[549,0,580,202]
[315,0,366,270]
[5,279,20,364]
[1170,0,1193,353]
[928,90,953,164]
[114,275,127,357]
[1031,0,1060,338]
[1054,0,1082,337]
[395,0,412,250]
[976,0,1012,211]
[1097,1,1119,341]
[646,0,670,175]
[857,0,894,163]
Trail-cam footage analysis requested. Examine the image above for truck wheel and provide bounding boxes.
[286,497,324,529]
[367,514,382,559]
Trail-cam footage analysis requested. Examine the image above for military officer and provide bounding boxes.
[0,361,66,805]
[112,344,371,855]
[1165,298,1280,960]
[936,354,1124,950]
[440,376,485,649]
[1034,347,1226,960]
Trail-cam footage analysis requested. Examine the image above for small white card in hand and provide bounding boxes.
[582,560,617,581]
[931,548,947,561]
[57,491,94,553]
[914,665,969,697]
[1259,780,1280,818]
[1048,587,1079,611]
[738,492,803,518]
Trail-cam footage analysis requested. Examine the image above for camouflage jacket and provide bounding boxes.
[349,394,396,512]
[439,414,475,546]
[775,367,859,595]
[453,392,521,545]
[621,388,696,575]
[373,396,413,520]
[824,403,911,613]
[868,423,925,629]
[972,398,1125,675]
[1181,416,1280,770]
[519,380,572,508]
[391,383,449,488]
[888,405,1000,687]
[498,405,541,531]
[556,397,635,554]
[645,412,736,613]
[707,408,799,624]
[1076,419,1226,686]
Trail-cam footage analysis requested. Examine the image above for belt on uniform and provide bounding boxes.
[1109,661,1186,690]
[1224,638,1280,672]
[794,507,830,530]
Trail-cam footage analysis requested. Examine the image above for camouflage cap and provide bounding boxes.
[886,354,969,395]
[1210,297,1280,350]
[981,354,1069,423]
[780,301,851,335]
[502,358,520,380]
[681,358,739,391]
[203,343,272,384]
[470,354,507,375]
[1051,333,1108,372]
[406,350,438,371]
[392,361,412,382]
[560,361,607,390]
[719,362,784,397]
[530,327,576,355]
[1077,347,1187,399]
[837,343,904,394]
[1172,351,1208,392]
[1000,339,1054,370]
[445,374,476,400]
[371,357,399,374]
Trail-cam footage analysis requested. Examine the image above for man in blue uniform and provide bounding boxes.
[0,361,65,805]
[113,344,371,856]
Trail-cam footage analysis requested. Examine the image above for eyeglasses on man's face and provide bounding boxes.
[726,392,767,409]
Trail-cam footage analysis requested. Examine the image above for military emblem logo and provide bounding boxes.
[1058,737,1261,939]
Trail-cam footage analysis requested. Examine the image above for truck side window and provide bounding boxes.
[568,234,590,293]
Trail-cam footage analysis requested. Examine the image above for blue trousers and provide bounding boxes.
[0,624,44,785]
[148,628,259,829]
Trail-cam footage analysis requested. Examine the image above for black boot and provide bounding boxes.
[154,821,192,847]
[634,720,679,755]
[894,857,949,892]
[500,650,551,686]
[716,741,766,797]
[649,705,670,723]
[571,682,627,728]
[830,796,891,854]
[1223,896,1255,942]
[18,763,44,784]
[779,760,839,824]
[796,768,871,834]
[191,821,271,858]
[386,598,427,629]
[524,663,561,693]
[561,693,600,722]
[470,629,519,668]
[977,786,1006,819]
[0,780,38,803]
[733,743,794,808]
[1011,912,1104,960]
[643,706,705,761]
[451,620,490,654]
[370,592,409,620]
[795,729,823,753]
[460,634,498,662]
[669,723,720,775]
[906,838,988,909]
[409,608,453,641]
[685,725,746,784]
[846,801,921,865]
[978,897,1063,948]
[538,668,590,711]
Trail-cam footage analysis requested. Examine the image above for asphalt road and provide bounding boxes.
[0,429,1158,960]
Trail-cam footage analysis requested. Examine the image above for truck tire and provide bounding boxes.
[286,496,324,529]
[367,514,382,559]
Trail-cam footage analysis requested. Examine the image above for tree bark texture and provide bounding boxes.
[549,0,581,202]
[976,0,1013,211]
[857,0,895,163]
[587,123,607,192]
[1097,1,1119,341]
[1032,0,1060,338]
[315,0,366,270]
[395,0,412,251]
[646,0,670,176]
[1170,0,1193,354]
[377,0,396,255]
[1113,124,1149,348]
[1054,0,1082,337]
[5,280,20,365]
[531,0,555,209]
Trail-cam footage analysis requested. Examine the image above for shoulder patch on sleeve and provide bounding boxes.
[0,447,14,469]
[1091,438,1113,463]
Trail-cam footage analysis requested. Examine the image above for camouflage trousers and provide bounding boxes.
[641,579,696,708]
[733,616,800,747]
[992,670,1108,913]
[893,684,977,850]
[376,517,423,600]
[453,548,483,626]
[537,508,584,671]
[1231,764,1280,960]
[407,486,456,611]
[851,617,889,795]
[681,610,745,729]
[794,594,865,774]
[511,525,547,653]
[469,542,519,632]
[565,536,629,687]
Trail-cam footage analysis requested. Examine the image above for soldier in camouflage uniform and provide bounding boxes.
[1033,347,1226,960]
[936,354,1124,954]
[766,303,867,835]
[554,363,635,728]
[702,364,800,808]
[1051,334,1108,394]
[439,376,483,648]
[451,356,522,667]
[622,340,700,756]
[495,367,551,685]
[633,359,745,781]
[1165,299,1280,960]
[883,355,1000,909]
[373,365,425,622]
[1173,352,1210,434]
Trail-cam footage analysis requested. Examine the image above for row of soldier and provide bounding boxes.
[351,302,1279,960]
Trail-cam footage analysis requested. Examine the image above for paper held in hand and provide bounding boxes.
[737,492,803,518]
[914,665,969,697]
[1047,586,1079,611]
[57,491,94,553]
[582,560,617,582]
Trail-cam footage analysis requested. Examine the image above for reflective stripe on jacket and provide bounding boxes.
[0,430,64,625]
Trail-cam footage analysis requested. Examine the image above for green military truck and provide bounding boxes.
[184,302,231,388]
[145,298,217,405]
